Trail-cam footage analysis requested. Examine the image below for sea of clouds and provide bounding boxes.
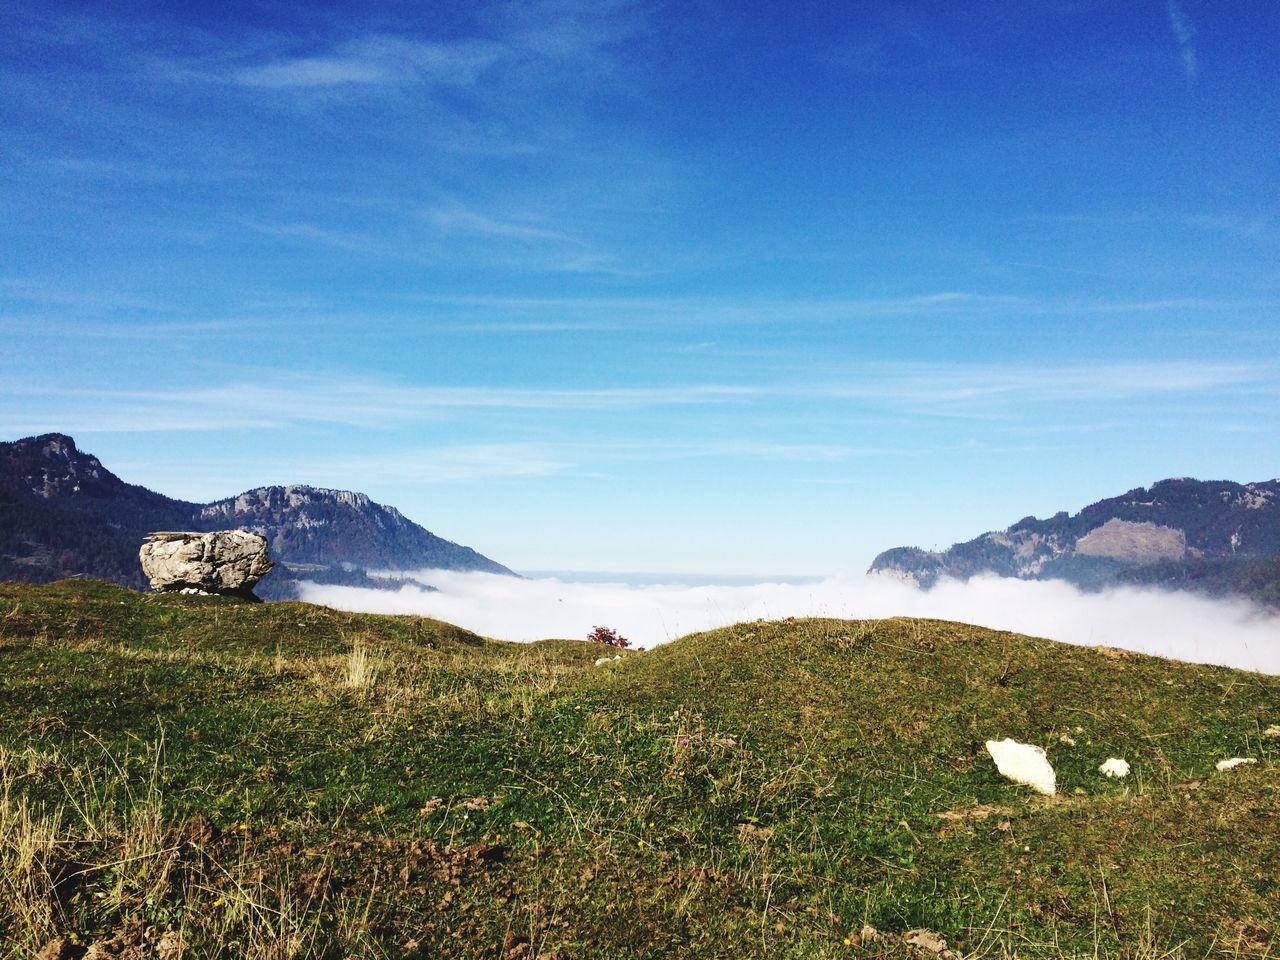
[296,571,1280,675]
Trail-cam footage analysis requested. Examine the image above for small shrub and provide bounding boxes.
[587,626,630,649]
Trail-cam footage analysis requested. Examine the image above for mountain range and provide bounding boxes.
[870,477,1280,606]
[0,433,514,598]
[6,433,1279,608]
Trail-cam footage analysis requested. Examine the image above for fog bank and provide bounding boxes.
[297,571,1280,675]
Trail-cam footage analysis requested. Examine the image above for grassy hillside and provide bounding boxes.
[1,582,1277,959]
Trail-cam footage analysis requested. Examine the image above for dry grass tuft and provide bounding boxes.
[0,750,66,950]
[343,635,385,690]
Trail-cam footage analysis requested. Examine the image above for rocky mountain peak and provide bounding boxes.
[2,432,123,499]
[868,475,1280,604]
[194,480,507,573]
[200,484,397,524]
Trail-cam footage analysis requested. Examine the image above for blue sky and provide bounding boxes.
[2,0,1277,574]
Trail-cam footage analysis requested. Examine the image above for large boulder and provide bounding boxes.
[139,530,273,597]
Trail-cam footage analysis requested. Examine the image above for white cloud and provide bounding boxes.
[298,571,1280,675]
[231,36,507,89]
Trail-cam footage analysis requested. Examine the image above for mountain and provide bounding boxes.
[199,485,509,574]
[870,477,1280,606]
[0,433,515,596]
[0,434,200,590]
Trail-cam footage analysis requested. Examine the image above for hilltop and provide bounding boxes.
[0,433,514,598]
[871,477,1280,606]
[1,580,1276,957]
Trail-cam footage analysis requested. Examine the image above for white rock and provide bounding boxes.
[985,738,1056,795]
[593,655,623,666]
[139,530,273,597]
[1099,758,1130,778]
[1215,757,1257,772]
[1263,724,1280,739]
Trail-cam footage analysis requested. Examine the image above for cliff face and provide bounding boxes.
[0,433,514,595]
[869,478,1280,605]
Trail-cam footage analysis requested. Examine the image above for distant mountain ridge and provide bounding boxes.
[200,484,510,575]
[870,477,1280,606]
[0,433,514,598]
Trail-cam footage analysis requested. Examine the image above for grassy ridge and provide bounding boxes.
[1,581,1277,958]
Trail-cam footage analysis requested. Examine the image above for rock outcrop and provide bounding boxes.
[1075,518,1186,563]
[139,530,273,597]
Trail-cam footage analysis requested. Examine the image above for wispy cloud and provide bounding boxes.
[809,361,1266,405]
[167,2,647,97]
[8,4,663,279]
[325,443,569,483]
[230,214,624,275]
[0,376,762,434]
[1,361,1270,436]
[525,438,918,467]
[411,291,1032,325]
[412,290,1280,325]
[158,444,571,491]
[668,440,897,462]
[1180,212,1268,238]
[1055,298,1265,314]
[1166,1,1197,82]
[238,219,391,257]
[115,438,917,502]
[0,317,260,339]
[0,277,171,313]
[496,0,649,67]
[229,35,507,90]
[100,443,573,503]
[426,202,589,246]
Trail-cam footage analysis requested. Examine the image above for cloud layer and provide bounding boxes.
[299,571,1280,675]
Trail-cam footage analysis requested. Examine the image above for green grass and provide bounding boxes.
[1,580,1277,958]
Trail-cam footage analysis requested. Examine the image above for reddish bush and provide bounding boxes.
[587,625,630,648]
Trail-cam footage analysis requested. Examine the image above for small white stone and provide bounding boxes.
[1215,757,1257,772]
[986,738,1056,795]
[1263,724,1280,739]
[1099,758,1130,778]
